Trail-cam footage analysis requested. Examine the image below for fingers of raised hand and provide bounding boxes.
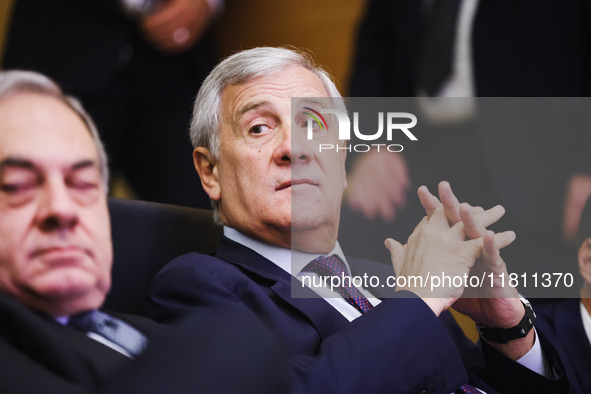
[438,181,461,224]
[451,204,506,239]
[385,238,407,275]
[418,185,441,217]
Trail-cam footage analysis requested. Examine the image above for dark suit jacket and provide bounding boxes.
[350,0,591,209]
[0,292,288,394]
[534,298,591,394]
[147,236,568,393]
[350,0,591,98]
[0,293,158,393]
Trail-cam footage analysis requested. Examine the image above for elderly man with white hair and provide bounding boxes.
[148,47,570,393]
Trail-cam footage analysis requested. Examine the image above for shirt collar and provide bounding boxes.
[579,300,591,346]
[223,226,351,276]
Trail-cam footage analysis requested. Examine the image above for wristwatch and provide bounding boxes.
[477,298,536,344]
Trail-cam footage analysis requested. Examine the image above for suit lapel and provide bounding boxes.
[0,294,133,389]
[215,237,349,338]
[554,299,591,392]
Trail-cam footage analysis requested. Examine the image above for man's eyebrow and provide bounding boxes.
[71,160,98,172]
[0,157,35,171]
[234,101,273,123]
[0,158,98,174]
[298,98,328,109]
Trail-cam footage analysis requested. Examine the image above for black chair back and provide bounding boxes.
[105,198,222,314]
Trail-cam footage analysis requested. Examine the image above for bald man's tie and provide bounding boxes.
[303,254,373,314]
[68,310,147,357]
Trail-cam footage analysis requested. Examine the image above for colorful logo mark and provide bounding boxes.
[302,106,328,130]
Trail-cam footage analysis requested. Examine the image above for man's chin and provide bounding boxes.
[30,290,106,317]
[25,273,108,315]
[291,222,339,253]
[291,212,332,231]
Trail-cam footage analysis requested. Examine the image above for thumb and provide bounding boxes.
[385,238,406,275]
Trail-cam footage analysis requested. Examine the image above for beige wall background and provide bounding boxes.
[217,0,366,95]
[0,0,366,92]
[0,0,15,67]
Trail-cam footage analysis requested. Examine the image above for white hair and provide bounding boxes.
[190,47,342,158]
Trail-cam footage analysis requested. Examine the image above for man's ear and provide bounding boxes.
[193,147,221,201]
[578,238,591,286]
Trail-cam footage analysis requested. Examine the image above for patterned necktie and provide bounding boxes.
[68,310,147,357]
[417,0,462,96]
[303,254,374,314]
[458,383,480,393]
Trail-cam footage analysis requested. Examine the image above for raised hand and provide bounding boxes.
[386,203,515,316]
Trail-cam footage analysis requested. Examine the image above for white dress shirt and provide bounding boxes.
[580,301,591,345]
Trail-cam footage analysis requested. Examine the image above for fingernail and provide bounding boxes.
[384,239,392,251]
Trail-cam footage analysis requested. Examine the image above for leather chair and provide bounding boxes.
[104,198,222,314]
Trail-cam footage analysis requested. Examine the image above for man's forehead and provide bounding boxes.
[0,92,88,130]
[221,66,329,116]
[0,93,99,164]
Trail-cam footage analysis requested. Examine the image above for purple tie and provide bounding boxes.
[303,254,374,314]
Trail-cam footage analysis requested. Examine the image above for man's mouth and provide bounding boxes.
[276,179,317,191]
[30,246,91,262]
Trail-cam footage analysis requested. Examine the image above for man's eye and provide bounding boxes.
[68,178,101,204]
[0,183,33,193]
[249,124,271,135]
[68,175,100,192]
[71,181,98,190]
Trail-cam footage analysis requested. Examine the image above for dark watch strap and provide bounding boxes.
[477,299,537,344]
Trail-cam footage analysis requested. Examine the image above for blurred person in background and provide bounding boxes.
[3,0,224,208]
[344,0,591,278]
[534,196,591,394]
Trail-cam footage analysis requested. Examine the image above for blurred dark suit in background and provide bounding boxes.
[345,0,591,282]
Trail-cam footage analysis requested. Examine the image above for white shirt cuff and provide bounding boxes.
[516,328,549,377]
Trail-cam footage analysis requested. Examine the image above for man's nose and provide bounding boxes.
[36,180,79,232]
[274,122,312,165]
